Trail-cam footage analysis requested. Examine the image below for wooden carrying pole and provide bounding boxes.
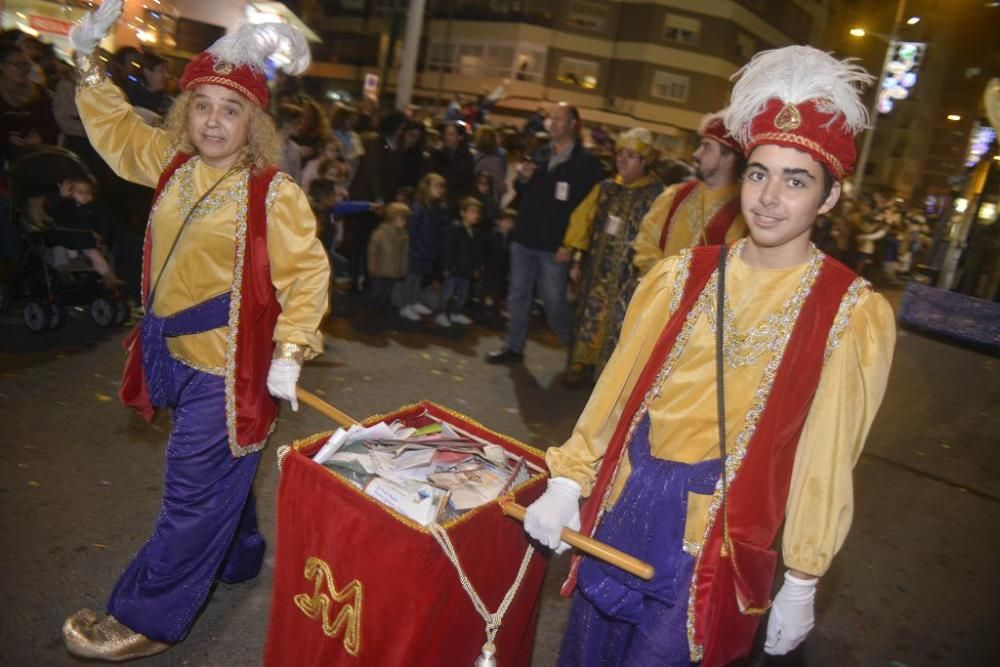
[295,387,655,581]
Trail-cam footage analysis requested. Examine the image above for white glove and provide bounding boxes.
[266,359,301,411]
[523,477,581,554]
[69,0,123,55]
[764,571,818,655]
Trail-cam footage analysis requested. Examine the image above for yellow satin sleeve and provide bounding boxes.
[632,185,680,276]
[75,79,172,188]
[546,255,684,494]
[562,183,601,252]
[267,178,331,360]
[781,289,896,575]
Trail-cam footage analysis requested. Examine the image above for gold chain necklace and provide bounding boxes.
[699,239,824,368]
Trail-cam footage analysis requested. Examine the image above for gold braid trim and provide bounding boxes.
[183,76,265,107]
[750,132,845,179]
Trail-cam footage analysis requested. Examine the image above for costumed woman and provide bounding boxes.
[61,2,330,661]
[523,46,896,666]
[561,128,663,387]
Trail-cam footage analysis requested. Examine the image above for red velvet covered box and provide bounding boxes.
[264,401,549,666]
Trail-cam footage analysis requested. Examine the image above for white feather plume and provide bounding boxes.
[725,46,875,145]
[207,21,311,75]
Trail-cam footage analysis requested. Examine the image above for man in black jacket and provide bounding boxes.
[487,103,604,364]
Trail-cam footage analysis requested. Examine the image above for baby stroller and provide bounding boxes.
[4,147,128,331]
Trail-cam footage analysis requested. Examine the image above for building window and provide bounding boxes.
[651,71,690,102]
[427,43,456,73]
[557,56,600,90]
[566,0,608,32]
[456,44,486,76]
[663,13,700,45]
[428,40,544,80]
[514,48,546,82]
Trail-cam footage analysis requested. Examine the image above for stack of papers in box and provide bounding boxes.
[311,418,534,525]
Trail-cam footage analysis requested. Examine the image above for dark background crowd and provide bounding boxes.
[1,31,932,348]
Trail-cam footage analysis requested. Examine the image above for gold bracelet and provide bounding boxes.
[273,341,306,364]
[74,52,105,88]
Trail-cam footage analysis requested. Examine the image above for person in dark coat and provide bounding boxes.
[346,109,406,290]
[437,197,484,327]
[399,172,448,321]
[481,207,516,314]
[429,121,474,212]
[486,103,603,364]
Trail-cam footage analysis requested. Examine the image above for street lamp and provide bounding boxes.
[850,0,909,197]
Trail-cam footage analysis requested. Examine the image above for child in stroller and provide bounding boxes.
[4,146,129,331]
[45,177,123,288]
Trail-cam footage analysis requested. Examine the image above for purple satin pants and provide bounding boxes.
[558,415,721,666]
[107,356,264,643]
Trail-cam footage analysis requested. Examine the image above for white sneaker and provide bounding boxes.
[434,313,451,327]
[449,313,472,325]
[400,305,421,321]
[412,302,432,316]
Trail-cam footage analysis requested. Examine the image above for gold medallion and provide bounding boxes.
[773,102,802,132]
[213,60,234,75]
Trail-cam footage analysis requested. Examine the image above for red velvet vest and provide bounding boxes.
[563,245,860,665]
[119,153,282,456]
[657,180,742,250]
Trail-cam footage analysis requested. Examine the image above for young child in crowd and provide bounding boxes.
[437,196,483,327]
[44,177,123,288]
[481,206,515,314]
[400,172,448,321]
[366,202,411,315]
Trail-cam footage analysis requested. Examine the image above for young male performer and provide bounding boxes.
[61,2,329,661]
[524,46,896,666]
[632,111,746,275]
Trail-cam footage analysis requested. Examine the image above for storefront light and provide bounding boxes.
[954,198,969,213]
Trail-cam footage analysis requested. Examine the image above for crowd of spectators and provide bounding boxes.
[4,30,926,378]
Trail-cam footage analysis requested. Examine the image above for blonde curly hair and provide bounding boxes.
[163,90,281,171]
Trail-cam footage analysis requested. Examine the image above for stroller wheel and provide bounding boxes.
[91,297,115,328]
[23,300,50,332]
[48,304,65,329]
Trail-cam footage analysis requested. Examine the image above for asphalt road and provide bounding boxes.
[1,290,997,666]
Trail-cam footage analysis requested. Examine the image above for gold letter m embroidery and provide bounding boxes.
[294,556,363,656]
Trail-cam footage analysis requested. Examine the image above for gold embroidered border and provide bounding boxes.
[750,132,845,179]
[171,353,225,376]
[684,252,824,661]
[184,75,265,107]
[824,277,869,361]
[223,172,266,457]
[266,172,292,211]
[669,249,693,314]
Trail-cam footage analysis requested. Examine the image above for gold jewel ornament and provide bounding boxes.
[773,102,802,132]
[212,59,234,75]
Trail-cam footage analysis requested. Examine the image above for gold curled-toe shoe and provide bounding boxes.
[62,608,171,661]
